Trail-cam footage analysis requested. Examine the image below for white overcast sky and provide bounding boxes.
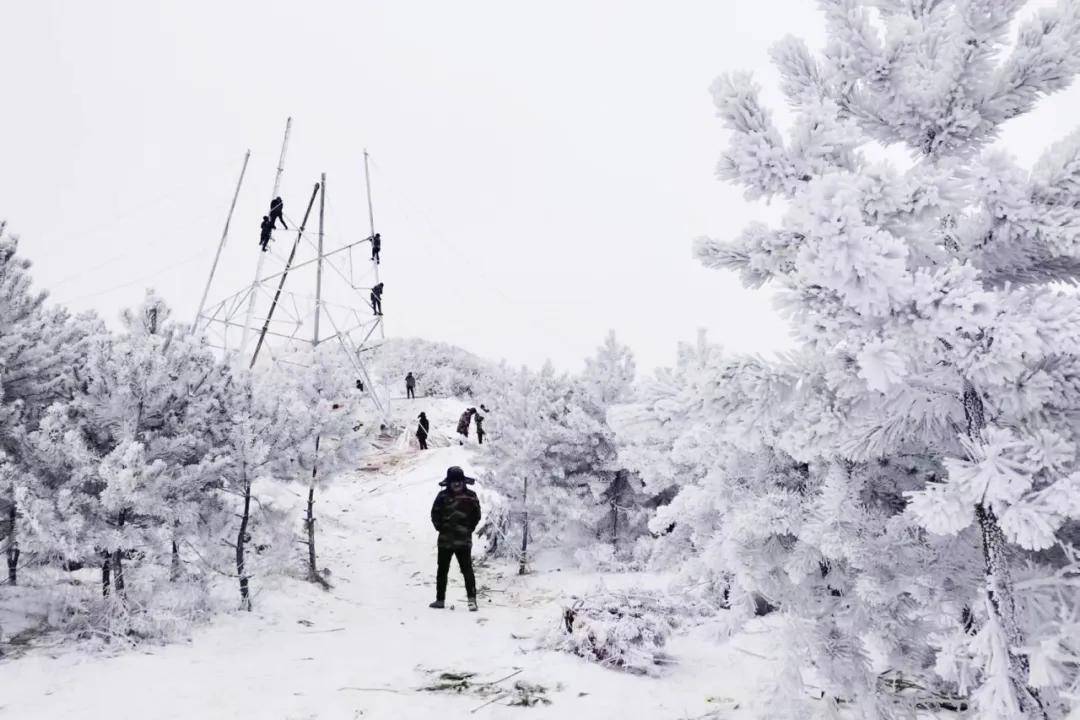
[2,1,1077,372]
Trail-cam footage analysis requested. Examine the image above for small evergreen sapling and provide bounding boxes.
[285,346,369,587]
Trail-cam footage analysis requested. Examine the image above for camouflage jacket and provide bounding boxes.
[430,488,481,548]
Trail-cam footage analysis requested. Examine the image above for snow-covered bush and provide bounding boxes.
[370,336,508,401]
[677,1,1080,716]
[543,590,716,676]
[479,334,635,571]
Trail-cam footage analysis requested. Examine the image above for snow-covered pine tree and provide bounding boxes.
[21,292,231,609]
[582,330,637,407]
[480,360,619,570]
[285,345,369,587]
[479,365,559,569]
[214,363,307,610]
[0,234,85,586]
[481,336,630,569]
[612,333,756,599]
[696,1,1080,715]
[578,331,644,565]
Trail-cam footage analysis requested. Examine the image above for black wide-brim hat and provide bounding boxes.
[439,465,476,486]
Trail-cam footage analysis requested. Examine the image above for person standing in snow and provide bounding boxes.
[474,410,485,445]
[429,466,481,611]
[416,412,430,450]
[405,371,416,399]
[259,216,273,252]
[370,282,384,316]
[455,408,474,442]
[371,232,381,264]
[269,196,288,229]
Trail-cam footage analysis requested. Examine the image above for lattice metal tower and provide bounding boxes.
[193,119,389,418]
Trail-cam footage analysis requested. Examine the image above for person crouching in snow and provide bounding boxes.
[429,466,481,611]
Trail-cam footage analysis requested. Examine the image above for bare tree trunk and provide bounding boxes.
[611,495,619,552]
[962,380,1046,718]
[236,472,252,611]
[5,495,18,586]
[304,435,330,589]
[518,477,528,575]
[101,557,111,598]
[611,472,623,553]
[111,509,126,597]
[170,534,181,582]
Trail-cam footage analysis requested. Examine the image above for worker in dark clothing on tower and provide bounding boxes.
[371,233,381,264]
[416,412,430,450]
[269,196,287,229]
[370,282,384,316]
[259,216,273,252]
[429,466,481,611]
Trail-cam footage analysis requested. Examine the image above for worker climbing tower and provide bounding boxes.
[193,119,390,419]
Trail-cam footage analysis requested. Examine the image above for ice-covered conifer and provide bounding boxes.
[691,1,1080,715]
[213,363,307,610]
[22,292,231,602]
[284,345,370,586]
[0,234,86,586]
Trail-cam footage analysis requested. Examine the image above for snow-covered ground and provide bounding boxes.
[3,399,774,720]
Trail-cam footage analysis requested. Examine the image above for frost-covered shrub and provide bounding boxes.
[473,484,510,561]
[480,333,643,570]
[369,337,508,400]
[545,592,676,676]
[544,590,717,676]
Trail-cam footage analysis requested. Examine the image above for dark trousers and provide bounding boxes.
[476,430,484,445]
[270,211,287,229]
[407,386,415,399]
[436,545,476,601]
[417,433,428,450]
[371,296,382,315]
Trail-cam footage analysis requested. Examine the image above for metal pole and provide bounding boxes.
[250,181,321,368]
[240,117,292,355]
[193,150,250,332]
[314,172,325,346]
[363,149,385,340]
[363,149,376,242]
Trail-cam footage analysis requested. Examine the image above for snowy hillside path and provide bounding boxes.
[4,408,770,719]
